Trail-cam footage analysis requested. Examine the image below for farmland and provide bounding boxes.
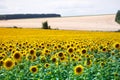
[0,28,120,80]
[0,14,120,31]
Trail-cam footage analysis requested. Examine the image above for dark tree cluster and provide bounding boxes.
[115,10,120,24]
[0,14,61,20]
[42,21,51,29]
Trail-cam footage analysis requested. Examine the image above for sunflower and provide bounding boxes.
[29,49,36,56]
[0,60,4,66]
[84,59,92,67]
[51,56,57,63]
[1,52,7,58]
[85,54,90,58]
[113,42,120,49]
[26,54,32,61]
[67,47,74,54]
[30,66,38,74]
[36,50,42,57]
[81,48,87,55]
[74,65,84,75]
[102,47,107,52]
[32,55,37,61]
[44,63,50,68]
[114,72,119,77]
[40,56,46,63]
[100,62,105,67]
[3,58,15,70]
[58,52,64,57]
[60,56,67,62]
[13,52,22,62]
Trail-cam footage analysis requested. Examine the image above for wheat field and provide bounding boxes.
[0,14,120,31]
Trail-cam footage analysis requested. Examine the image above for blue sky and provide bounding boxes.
[0,0,120,16]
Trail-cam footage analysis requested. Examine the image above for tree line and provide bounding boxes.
[115,10,120,24]
[0,14,61,20]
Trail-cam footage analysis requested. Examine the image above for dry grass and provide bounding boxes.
[0,14,119,31]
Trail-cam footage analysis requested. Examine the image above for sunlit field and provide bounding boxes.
[0,28,120,80]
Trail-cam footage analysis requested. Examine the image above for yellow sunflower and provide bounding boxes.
[12,52,22,62]
[84,59,92,67]
[67,47,74,54]
[29,49,36,56]
[30,66,38,74]
[51,56,58,63]
[60,56,67,62]
[26,54,32,61]
[113,42,120,49]
[74,65,84,75]
[81,48,87,55]
[0,60,4,66]
[44,63,50,68]
[58,52,64,58]
[3,58,15,70]
[100,62,105,67]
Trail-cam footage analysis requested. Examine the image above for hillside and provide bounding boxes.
[0,14,120,31]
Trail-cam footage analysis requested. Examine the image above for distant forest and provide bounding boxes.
[0,14,61,20]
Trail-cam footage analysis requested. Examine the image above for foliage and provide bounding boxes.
[115,10,120,24]
[42,21,51,29]
[0,14,61,20]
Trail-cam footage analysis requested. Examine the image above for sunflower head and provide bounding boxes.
[67,47,74,53]
[29,49,35,55]
[36,50,42,57]
[74,65,84,75]
[44,63,50,68]
[26,54,32,61]
[32,55,37,61]
[102,47,107,52]
[13,52,22,62]
[60,56,67,62]
[85,59,92,67]
[3,58,15,70]
[113,42,120,49]
[100,62,105,67]
[58,52,64,57]
[0,60,4,66]
[51,56,57,63]
[40,56,46,63]
[114,72,119,77]
[81,48,87,54]
[30,66,38,74]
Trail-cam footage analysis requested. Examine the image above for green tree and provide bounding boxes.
[115,10,120,24]
[42,21,51,29]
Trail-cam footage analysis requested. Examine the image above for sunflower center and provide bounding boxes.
[68,48,73,53]
[45,50,49,53]
[60,57,64,60]
[76,67,82,73]
[46,64,49,67]
[82,50,86,54]
[52,58,56,62]
[30,50,34,55]
[58,53,63,57]
[102,48,106,51]
[115,44,119,48]
[6,61,12,67]
[14,53,20,59]
[32,67,37,72]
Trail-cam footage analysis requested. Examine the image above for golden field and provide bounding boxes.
[0,14,120,31]
[0,28,120,80]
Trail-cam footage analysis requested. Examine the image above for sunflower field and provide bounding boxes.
[0,28,120,80]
